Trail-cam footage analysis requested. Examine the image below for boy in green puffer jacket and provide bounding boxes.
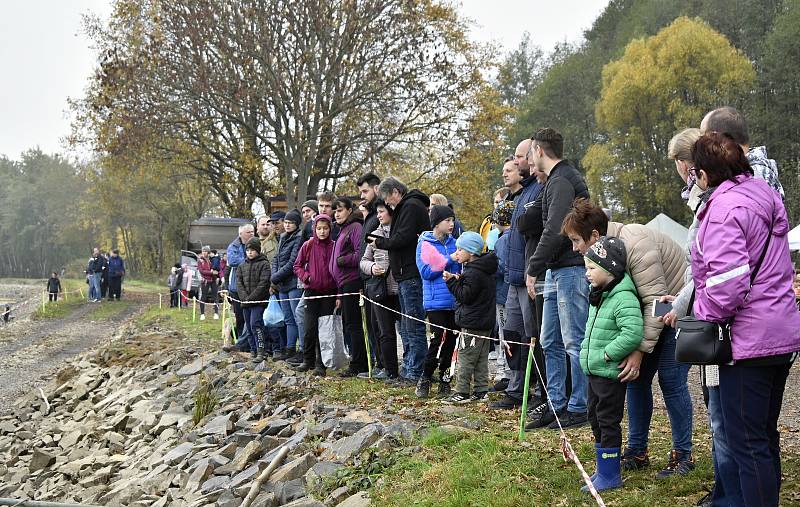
[580,236,643,493]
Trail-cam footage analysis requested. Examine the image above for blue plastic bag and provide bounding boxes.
[263,295,284,327]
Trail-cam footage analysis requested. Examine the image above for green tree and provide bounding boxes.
[583,17,755,223]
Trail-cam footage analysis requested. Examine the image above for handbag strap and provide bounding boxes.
[688,209,775,312]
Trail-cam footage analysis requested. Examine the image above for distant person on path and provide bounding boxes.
[168,263,182,308]
[197,246,220,320]
[107,249,125,301]
[86,247,106,302]
[47,272,61,302]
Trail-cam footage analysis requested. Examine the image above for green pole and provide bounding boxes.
[360,294,372,378]
[518,337,535,441]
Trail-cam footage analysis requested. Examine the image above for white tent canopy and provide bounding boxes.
[645,213,689,249]
[789,224,800,251]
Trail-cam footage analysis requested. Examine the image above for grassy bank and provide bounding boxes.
[134,305,227,344]
[30,278,87,320]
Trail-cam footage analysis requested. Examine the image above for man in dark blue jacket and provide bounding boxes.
[107,249,125,301]
[491,142,545,410]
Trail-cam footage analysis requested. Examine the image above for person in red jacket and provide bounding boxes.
[197,246,220,320]
[293,214,337,376]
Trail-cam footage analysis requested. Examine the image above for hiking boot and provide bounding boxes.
[547,409,588,430]
[470,391,489,403]
[339,369,360,378]
[293,363,312,372]
[272,348,288,361]
[490,394,522,410]
[313,367,326,377]
[415,377,432,398]
[490,378,510,392]
[222,345,242,353]
[524,402,555,430]
[443,392,471,404]
[656,450,695,478]
[286,351,304,365]
[437,380,452,398]
[621,447,650,471]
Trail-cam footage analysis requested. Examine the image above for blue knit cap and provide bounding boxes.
[456,231,484,256]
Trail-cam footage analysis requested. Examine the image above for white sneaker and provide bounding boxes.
[200,314,206,321]
[488,351,497,360]
[213,314,219,320]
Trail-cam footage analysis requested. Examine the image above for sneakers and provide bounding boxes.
[286,351,304,365]
[656,450,695,478]
[200,314,206,321]
[443,392,471,404]
[415,377,432,398]
[272,348,288,361]
[490,378,510,392]
[524,402,555,430]
[547,409,588,430]
[489,394,522,410]
[621,447,650,471]
[385,376,415,387]
[357,369,388,380]
[470,391,489,403]
[437,381,452,398]
[338,369,360,378]
[213,313,219,320]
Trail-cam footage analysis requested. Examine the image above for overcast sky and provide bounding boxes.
[0,0,609,161]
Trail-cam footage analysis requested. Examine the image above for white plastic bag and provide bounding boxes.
[318,313,349,369]
[263,295,284,327]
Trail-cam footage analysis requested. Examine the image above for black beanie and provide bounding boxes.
[285,209,302,227]
[245,237,262,253]
[585,236,626,280]
[429,205,455,229]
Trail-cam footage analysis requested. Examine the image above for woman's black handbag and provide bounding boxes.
[675,215,773,365]
[364,273,388,302]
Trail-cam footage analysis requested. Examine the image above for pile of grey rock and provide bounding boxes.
[0,326,421,506]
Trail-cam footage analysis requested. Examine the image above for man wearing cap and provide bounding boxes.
[258,212,285,264]
[197,245,220,321]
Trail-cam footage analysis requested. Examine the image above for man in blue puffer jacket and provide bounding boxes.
[414,205,461,398]
[491,141,545,410]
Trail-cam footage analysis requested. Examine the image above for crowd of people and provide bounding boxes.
[80,247,126,302]
[174,106,796,505]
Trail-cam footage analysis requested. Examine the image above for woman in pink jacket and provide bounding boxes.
[691,132,800,507]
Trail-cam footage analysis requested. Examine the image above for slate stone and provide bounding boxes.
[321,425,381,463]
[336,492,371,507]
[29,449,56,472]
[161,442,194,465]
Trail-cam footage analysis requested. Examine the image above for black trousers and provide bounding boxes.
[49,293,58,302]
[588,375,627,448]
[341,279,367,373]
[423,310,458,379]
[108,277,123,300]
[373,295,400,377]
[199,281,219,314]
[303,289,336,368]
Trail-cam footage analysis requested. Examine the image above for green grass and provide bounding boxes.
[30,279,87,320]
[86,299,136,320]
[316,379,800,507]
[124,278,168,294]
[134,305,227,343]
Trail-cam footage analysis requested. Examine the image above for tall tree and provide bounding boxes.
[583,17,755,223]
[72,0,490,215]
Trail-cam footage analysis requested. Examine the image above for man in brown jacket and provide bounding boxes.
[562,198,695,479]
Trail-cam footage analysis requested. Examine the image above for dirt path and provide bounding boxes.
[0,286,147,413]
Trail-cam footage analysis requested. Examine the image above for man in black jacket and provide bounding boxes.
[371,176,430,382]
[357,172,384,377]
[524,128,591,431]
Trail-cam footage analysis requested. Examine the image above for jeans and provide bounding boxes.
[89,272,102,300]
[626,325,693,453]
[718,362,791,507]
[279,288,302,350]
[708,385,744,506]
[266,325,285,354]
[540,266,589,414]
[397,277,427,380]
[243,305,267,353]
[199,281,218,314]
